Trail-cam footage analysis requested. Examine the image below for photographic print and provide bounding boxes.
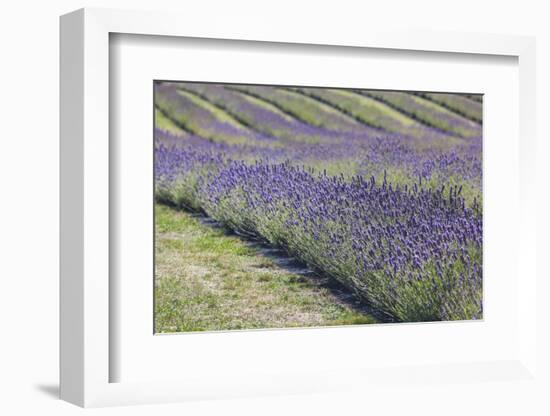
[154,81,483,333]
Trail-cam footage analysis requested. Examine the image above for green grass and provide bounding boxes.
[155,204,377,332]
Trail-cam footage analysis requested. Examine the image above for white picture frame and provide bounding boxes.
[60,7,539,408]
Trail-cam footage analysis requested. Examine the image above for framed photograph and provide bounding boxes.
[152,79,484,333]
[60,8,539,408]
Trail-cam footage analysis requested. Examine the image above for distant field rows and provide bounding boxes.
[358,90,481,138]
[155,83,482,144]
[416,92,483,123]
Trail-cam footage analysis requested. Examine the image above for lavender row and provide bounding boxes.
[156,127,482,196]
[155,142,482,322]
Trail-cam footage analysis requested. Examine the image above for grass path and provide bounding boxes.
[155,204,377,333]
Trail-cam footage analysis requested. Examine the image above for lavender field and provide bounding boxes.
[154,81,483,332]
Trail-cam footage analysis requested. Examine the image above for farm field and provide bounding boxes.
[154,81,483,332]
